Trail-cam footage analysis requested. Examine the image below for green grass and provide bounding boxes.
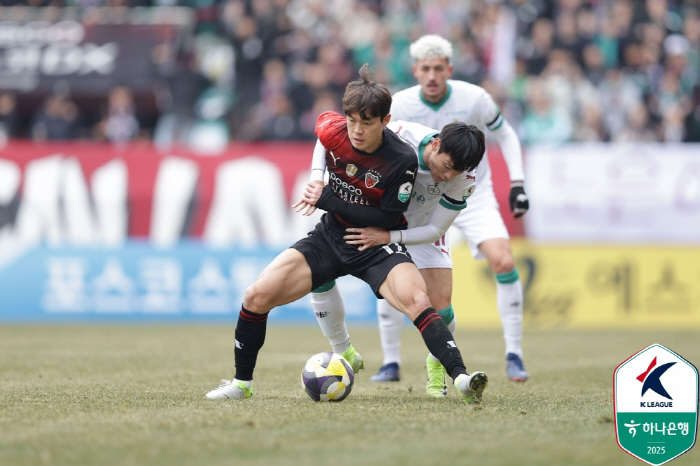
[0,325,698,466]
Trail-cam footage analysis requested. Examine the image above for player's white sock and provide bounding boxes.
[496,269,524,357]
[428,305,457,362]
[311,282,350,354]
[377,299,404,366]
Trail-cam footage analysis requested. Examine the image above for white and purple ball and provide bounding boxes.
[301,352,354,402]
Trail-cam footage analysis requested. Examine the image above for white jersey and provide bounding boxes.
[391,80,517,197]
[387,120,476,229]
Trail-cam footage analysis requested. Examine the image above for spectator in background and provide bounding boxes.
[0,93,19,141]
[94,86,140,143]
[30,94,79,141]
[153,52,212,148]
[615,104,657,142]
[684,86,700,142]
[6,0,700,144]
[520,78,572,144]
[298,90,340,139]
[598,68,643,138]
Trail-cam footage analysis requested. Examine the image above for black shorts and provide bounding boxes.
[291,214,414,298]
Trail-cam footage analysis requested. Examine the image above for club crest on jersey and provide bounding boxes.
[427,183,440,195]
[398,182,413,202]
[346,164,358,177]
[365,170,380,188]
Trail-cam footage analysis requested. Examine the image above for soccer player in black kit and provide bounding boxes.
[206,64,488,403]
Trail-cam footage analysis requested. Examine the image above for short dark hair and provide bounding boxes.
[342,64,392,120]
[438,122,485,172]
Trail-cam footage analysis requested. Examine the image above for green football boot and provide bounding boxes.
[425,355,448,397]
[340,345,364,374]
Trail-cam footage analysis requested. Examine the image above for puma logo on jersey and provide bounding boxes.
[317,118,331,129]
[405,169,416,177]
[330,151,340,166]
[235,339,244,349]
[447,341,457,348]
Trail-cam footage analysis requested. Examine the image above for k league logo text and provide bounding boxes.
[637,357,676,407]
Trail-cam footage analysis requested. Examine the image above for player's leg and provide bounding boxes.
[310,281,364,373]
[453,194,528,383]
[420,267,455,397]
[369,299,403,382]
[206,248,314,399]
[479,237,528,382]
[377,262,487,403]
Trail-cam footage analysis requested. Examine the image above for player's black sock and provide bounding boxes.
[233,306,269,381]
[413,308,467,380]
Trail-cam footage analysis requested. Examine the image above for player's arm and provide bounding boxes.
[482,92,529,218]
[344,202,461,251]
[293,139,327,216]
[314,185,404,230]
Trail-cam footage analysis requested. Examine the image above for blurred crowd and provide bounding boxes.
[1,0,700,145]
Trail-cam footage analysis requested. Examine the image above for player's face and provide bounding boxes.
[413,57,453,104]
[346,112,391,153]
[430,145,463,183]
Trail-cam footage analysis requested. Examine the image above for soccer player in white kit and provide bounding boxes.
[306,119,488,397]
[367,34,530,384]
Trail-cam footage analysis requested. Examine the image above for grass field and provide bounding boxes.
[1,325,698,466]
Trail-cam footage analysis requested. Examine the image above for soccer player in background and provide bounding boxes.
[205,64,488,403]
[306,119,487,397]
[369,34,530,384]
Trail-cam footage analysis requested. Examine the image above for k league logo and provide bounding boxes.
[614,344,698,465]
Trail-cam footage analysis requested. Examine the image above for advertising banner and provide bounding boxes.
[451,239,700,329]
[0,7,191,96]
[524,143,700,243]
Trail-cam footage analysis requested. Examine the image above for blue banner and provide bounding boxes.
[0,241,378,323]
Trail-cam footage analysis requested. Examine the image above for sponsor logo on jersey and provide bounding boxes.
[463,185,476,200]
[365,170,380,188]
[398,182,413,202]
[346,164,358,177]
[427,183,440,195]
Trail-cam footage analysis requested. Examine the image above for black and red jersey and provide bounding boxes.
[315,111,417,230]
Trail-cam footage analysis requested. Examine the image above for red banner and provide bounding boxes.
[0,141,521,256]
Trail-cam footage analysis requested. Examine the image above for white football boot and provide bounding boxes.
[454,372,488,404]
[205,378,252,399]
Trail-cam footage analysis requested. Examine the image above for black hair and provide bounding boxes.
[437,122,485,172]
[342,63,392,120]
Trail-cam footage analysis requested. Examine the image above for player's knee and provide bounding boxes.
[431,294,451,311]
[243,283,272,313]
[403,292,432,320]
[490,253,515,275]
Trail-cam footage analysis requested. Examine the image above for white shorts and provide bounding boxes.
[450,187,509,260]
[407,234,453,270]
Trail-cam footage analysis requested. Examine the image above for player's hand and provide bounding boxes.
[292,181,325,216]
[302,180,325,205]
[344,227,390,251]
[292,199,317,216]
[509,181,529,218]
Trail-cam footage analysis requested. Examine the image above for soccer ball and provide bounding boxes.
[301,352,354,402]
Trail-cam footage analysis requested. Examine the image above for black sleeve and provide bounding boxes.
[316,185,403,229]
